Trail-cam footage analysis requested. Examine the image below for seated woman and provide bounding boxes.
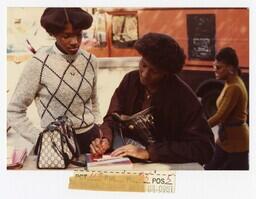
[7,8,101,154]
[90,33,214,164]
[205,47,249,170]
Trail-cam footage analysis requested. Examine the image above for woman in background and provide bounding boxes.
[205,47,249,170]
[8,8,103,153]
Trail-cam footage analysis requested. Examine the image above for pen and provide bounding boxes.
[92,129,104,159]
[99,129,103,144]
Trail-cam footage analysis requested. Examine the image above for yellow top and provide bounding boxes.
[208,75,249,152]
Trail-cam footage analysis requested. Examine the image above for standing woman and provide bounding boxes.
[205,47,249,170]
[8,8,104,154]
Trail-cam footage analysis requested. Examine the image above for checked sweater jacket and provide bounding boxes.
[8,44,101,144]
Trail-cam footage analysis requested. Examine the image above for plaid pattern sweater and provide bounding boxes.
[8,44,101,144]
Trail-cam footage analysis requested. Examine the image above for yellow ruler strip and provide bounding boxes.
[69,170,176,193]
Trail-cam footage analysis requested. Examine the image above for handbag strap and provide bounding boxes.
[35,116,85,168]
[69,159,86,167]
[34,132,44,155]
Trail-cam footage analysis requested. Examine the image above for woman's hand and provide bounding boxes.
[111,144,150,160]
[90,138,110,157]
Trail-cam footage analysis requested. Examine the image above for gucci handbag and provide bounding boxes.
[34,116,85,169]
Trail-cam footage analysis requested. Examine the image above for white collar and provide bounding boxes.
[52,43,80,63]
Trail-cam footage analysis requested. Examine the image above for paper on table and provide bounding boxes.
[85,153,133,171]
[7,147,27,169]
[94,155,122,162]
[12,149,27,164]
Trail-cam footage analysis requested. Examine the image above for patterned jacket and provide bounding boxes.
[8,44,101,144]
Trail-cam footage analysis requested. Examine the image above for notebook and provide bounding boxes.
[85,154,133,171]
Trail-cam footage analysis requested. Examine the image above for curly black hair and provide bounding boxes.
[134,32,186,74]
[215,47,241,76]
[40,8,93,35]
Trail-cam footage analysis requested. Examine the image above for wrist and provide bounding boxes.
[143,149,150,160]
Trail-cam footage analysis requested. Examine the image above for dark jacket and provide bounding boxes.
[101,70,214,164]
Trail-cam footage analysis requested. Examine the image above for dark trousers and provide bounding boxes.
[204,144,249,170]
[75,125,100,154]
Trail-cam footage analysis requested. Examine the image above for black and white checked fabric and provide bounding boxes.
[7,45,100,145]
[34,48,97,130]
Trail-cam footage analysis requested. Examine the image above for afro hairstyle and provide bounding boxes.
[40,8,93,35]
[134,32,186,74]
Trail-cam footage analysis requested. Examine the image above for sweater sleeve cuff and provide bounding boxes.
[147,144,159,162]
[99,125,113,144]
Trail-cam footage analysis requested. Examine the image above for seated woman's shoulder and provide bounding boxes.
[124,70,140,80]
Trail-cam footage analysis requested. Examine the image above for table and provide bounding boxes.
[8,130,203,170]
[21,155,203,170]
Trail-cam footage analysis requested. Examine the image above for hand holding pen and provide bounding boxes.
[90,129,110,157]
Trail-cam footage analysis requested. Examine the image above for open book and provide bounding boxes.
[85,154,133,171]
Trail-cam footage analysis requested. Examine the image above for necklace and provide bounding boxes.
[145,89,151,100]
